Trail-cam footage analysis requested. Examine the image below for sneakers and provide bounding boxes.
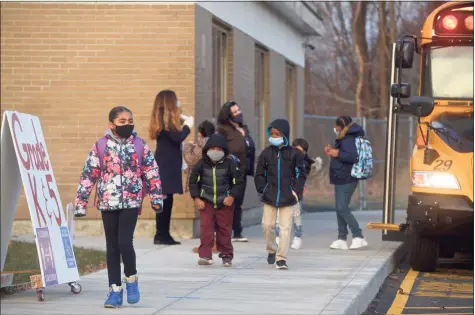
[104,284,123,308]
[275,236,280,246]
[267,252,276,265]
[222,256,232,267]
[290,237,302,250]
[232,235,248,242]
[198,257,214,265]
[329,239,349,250]
[276,260,289,270]
[124,275,140,304]
[350,237,368,249]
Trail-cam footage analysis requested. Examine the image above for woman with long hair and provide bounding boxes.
[217,101,256,242]
[149,89,194,245]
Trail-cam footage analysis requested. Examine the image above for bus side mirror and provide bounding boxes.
[395,39,415,69]
[390,83,411,98]
[410,96,434,117]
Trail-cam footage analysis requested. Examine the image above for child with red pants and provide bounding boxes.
[189,134,244,266]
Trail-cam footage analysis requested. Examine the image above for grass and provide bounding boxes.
[2,241,107,286]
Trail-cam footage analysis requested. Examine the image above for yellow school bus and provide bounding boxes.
[369,1,474,272]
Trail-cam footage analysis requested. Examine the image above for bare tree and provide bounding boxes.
[305,1,441,118]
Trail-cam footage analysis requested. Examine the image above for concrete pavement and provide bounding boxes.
[3,210,406,315]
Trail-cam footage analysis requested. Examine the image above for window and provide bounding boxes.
[212,23,228,118]
[286,62,297,138]
[423,46,473,99]
[255,45,268,149]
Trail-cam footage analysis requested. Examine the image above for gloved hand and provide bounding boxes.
[183,116,194,129]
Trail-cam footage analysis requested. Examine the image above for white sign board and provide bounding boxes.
[0,111,79,286]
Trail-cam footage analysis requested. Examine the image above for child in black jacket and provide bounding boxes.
[254,119,308,270]
[189,134,244,267]
[275,138,315,250]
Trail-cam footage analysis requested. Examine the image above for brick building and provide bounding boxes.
[1,2,323,238]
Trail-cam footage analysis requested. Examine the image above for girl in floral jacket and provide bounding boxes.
[74,106,163,308]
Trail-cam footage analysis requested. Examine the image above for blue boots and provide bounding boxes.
[124,275,140,304]
[104,284,123,308]
[104,275,140,308]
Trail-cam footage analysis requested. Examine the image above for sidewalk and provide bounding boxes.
[3,210,406,315]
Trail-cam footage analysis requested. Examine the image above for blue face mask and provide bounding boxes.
[269,136,284,146]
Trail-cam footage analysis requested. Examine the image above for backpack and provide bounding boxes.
[351,137,373,180]
[94,136,147,215]
[228,153,241,166]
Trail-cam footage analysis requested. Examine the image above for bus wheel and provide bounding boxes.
[409,233,438,272]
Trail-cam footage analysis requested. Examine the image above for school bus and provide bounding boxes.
[368,1,474,272]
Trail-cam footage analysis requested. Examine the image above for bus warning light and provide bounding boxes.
[442,15,458,30]
[464,15,473,31]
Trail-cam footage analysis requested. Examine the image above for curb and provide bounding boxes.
[320,241,407,315]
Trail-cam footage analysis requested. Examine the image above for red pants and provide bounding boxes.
[198,202,234,260]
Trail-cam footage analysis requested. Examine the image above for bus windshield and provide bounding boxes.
[429,46,474,99]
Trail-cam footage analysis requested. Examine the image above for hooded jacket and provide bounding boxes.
[254,119,308,207]
[74,130,163,216]
[189,134,244,209]
[330,123,365,185]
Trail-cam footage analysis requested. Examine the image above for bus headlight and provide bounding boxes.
[412,171,460,190]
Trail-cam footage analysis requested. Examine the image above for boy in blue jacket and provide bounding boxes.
[254,119,307,270]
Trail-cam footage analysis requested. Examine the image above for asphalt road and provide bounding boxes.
[363,254,474,315]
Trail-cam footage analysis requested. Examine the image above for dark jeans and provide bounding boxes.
[199,202,234,259]
[334,182,363,240]
[102,208,139,287]
[233,176,247,236]
[155,194,174,240]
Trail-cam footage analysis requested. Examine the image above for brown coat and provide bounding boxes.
[182,136,208,192]
[217,123,248,174]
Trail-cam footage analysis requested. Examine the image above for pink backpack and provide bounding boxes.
[94,136,147,215]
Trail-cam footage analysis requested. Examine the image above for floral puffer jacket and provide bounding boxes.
[74,130,163,216]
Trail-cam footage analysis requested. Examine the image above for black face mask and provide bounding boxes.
[115,124,134,139]
[232,113,243,125]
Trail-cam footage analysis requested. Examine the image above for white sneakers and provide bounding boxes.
[329,239,349,250]
[198,257,214,265]
[291,237,302,250]
[275,237,302,250]
[330,238,368,250]
[350,237,368,249]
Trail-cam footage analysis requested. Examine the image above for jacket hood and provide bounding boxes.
[203,133,229,155]
[337,122,365,139]
[266,119,290,146]
[105,128,138,143]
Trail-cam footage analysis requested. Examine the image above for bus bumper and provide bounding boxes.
[407,193,474,237]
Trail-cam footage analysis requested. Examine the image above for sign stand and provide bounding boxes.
[0,111,81,301]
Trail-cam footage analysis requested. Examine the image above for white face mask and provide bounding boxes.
[333,128,339,136]
[177,101,181,108]
[207,150,225,162]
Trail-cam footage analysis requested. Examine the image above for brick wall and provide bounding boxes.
[1,2,196,221]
